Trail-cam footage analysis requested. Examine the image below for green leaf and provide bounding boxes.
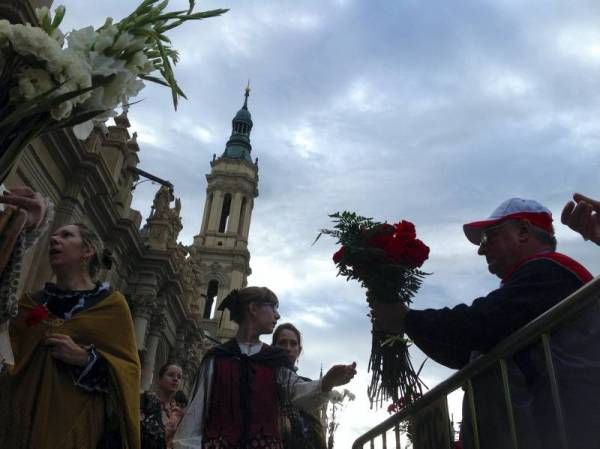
[0,84,100,128]
[41,13,52,33]
[139,74,170,87]
[51,5,66,30]
[44,109,107,131]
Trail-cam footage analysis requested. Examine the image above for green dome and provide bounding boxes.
[234,107,252,125]
[221,87,254,163]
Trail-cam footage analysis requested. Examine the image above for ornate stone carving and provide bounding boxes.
[143,186,183,247]
[150,185,173,219]
[167,197,183,243]
[173,243,204,314]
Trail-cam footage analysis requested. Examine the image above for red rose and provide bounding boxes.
[387,398,406,414]
[401,239,430,268]
[394,220,416,241]
[383,236,406,262]
[25,304,49,327]
[368,224,395,250]
[332,246,346,264]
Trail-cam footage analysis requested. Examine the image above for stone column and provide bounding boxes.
[140,312,165,391]
[241,198,254,239]
[128,294,155,350]
[207,191,223,232]
[226,192,242,234]
[133,307,151,350]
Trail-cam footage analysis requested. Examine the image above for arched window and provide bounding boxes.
[237,197,247,235]
[203,280,219,319]
[219,193,232,233]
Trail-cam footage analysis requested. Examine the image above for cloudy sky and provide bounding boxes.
[56,0,600,445]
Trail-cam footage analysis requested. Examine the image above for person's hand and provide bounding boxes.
[165,403,185,446]
[44,334,89,367]
[371,301,408,334]
[0,186,46,230]
[321,362,357,392]
[561,193,600,246]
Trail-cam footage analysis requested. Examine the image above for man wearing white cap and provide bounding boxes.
[373,198,600,449]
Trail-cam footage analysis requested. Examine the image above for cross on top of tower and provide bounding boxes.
[243,80,250,109]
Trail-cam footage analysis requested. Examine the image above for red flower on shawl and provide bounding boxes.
[25,304,49,327]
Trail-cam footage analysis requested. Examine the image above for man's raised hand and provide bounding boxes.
[561,193,600,246]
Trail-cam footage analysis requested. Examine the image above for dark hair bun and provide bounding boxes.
[101,248,113,270]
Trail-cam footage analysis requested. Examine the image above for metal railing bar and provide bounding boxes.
[394,424,400,448]
[382,430,387,449]
[352,277,600,448]
[370,438,374,449]
[541,333,569,449]
[466,379,481,449]
[499,358,519,449]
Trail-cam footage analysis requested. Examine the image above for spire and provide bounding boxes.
[243,80,250,109]
[221,85,254,163]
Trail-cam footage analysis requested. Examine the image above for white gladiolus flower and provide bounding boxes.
[50,99,73,121]
[87,51,126,77]
[72,120,95,140]
[17,67,55,99]
[68,27,97,57]
[0,20,12,48]
[111,31,136,54]
[93,24,118,54]
[51,28,65,47]
[127,35,148,54]
[126,51,153,74]
[100,71,143,109]
[35,7,50,25]
[10,23,63,60]
[66,26,97,55]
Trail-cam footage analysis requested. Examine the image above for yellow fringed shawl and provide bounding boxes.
[0,291,141,449]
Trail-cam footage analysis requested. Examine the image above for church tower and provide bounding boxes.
[190,86,259,340]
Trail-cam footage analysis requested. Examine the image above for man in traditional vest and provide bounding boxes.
[373,198,600,449]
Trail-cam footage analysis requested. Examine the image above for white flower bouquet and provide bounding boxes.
[0,0,227,182]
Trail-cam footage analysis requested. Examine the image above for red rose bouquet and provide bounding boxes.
[318,211,430,408]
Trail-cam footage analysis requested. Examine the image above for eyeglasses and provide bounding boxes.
[479,221,515,248]
[479,223,503,248]
[258,301,279,312]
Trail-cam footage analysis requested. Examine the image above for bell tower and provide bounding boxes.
[190,85,259,340]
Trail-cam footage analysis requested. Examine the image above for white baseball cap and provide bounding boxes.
[463,198,554,245]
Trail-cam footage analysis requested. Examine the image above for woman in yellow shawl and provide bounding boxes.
[0,221,141,449]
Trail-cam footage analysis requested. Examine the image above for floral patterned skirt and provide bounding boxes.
[203,434,283,449]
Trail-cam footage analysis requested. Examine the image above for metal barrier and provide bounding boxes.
[352,276,600,449]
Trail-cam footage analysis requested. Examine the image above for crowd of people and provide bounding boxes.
[0,185,599,449]
[0,187,357,449]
